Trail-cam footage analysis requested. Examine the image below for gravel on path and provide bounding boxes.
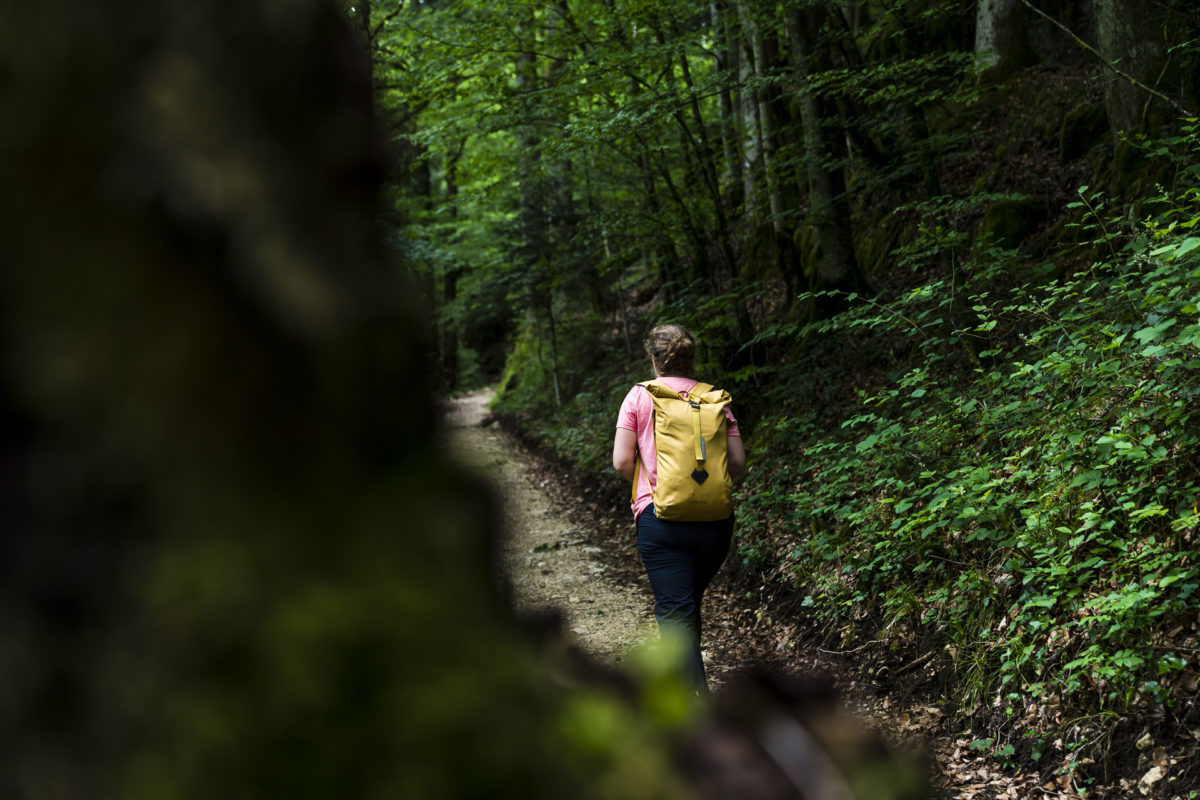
[444,390,657,667]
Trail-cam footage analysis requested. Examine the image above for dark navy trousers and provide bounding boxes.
[636,506,733,692]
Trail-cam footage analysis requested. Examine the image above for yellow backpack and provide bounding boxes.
[633,380,733,521]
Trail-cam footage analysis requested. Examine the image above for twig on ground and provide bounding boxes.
[818,639,882,655]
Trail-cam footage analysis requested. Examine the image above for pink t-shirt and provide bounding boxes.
[616,377,741,521]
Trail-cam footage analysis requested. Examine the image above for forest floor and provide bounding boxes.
[443,390,1131,800]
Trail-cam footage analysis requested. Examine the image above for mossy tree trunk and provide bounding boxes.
[1094,0,1173,132]
[975,0,1028,79]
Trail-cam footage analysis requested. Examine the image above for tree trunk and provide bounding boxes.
[625,65,688,292]
[785,5,869,296]
[441,140,466,390]
[672,44,754,341]
[887,7,943,198]
[513,17,562,404]
[678,48,739,284]
[638,149,685,293]
[1094,0,1173,132]
[752,26,788,238]
[546,295,562,406]
[736,2,764,216]
[644,133,716,283]
[975,0,1028,79]
[514,26,546,267]
[711,0,743,210]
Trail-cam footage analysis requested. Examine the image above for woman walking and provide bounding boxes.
[612,324,745,693]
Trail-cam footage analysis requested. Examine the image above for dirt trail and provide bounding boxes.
[443,390,656,666]
[442,390,1063,800]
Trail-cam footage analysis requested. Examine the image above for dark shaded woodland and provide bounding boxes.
[6,0,1200,796]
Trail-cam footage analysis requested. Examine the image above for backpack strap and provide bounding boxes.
[685,381,713,467]
[687,394,705,466]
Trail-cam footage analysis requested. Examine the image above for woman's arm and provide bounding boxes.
[727,435,746,478]
[612,427,638,481]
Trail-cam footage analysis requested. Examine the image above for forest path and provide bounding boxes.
[443,389,657,667]
[443,390,1047,800]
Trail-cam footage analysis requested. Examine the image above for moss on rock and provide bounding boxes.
[1060,102,1109,164]
[978,197,1043,249]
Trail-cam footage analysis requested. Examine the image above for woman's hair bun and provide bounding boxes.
[645,324,695,377]
[666,335,693,359]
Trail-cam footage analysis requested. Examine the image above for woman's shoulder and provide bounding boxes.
[619,382,649,406]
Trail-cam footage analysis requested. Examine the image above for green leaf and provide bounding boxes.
[1177,237,1200,257]
[1133,318,1176,342]
[856,434,880,453]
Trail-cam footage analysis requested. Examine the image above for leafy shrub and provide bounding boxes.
[738,122,1200,729]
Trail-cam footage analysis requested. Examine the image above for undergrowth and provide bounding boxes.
[738,120,1200,781]
[493,122,1200,786]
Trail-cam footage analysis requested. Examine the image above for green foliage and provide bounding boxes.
[494,311,635,477]
[735,124,1200,745]
[371,0,994,384]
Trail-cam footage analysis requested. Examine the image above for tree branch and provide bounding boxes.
[1148,0,1200,26]
[1020,0,1194,120]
